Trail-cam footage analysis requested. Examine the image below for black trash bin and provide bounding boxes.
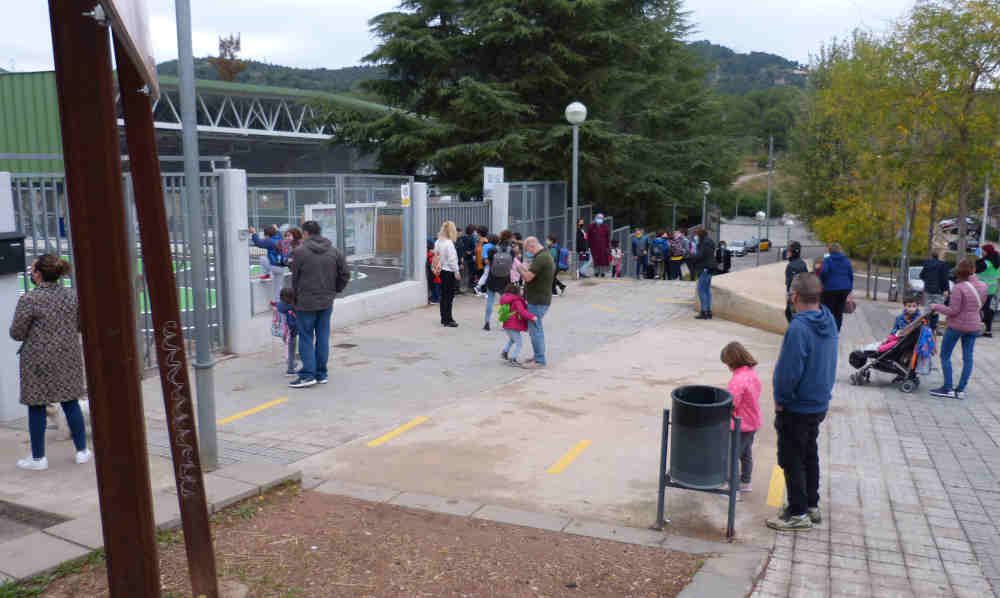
[669,385,733,490]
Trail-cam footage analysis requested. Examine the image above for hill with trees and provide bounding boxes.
[688,41,807,94]
[156,58,386,95]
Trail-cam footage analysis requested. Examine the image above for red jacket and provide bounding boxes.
[500,293,535,331]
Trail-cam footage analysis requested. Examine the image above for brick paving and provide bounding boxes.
[753,300,999,598]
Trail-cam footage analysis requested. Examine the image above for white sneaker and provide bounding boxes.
[16,456,48,471]
[75,449,93,464]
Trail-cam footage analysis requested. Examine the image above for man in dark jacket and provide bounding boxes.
[784,241,809,322]
[693,228,718,319]
[289,220,350,388]
[920,252,950,330]
[767,272,838,532]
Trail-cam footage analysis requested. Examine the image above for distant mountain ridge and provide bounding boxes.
[156,58,386,95]
[156,41,803,99]
[688,41,807,95]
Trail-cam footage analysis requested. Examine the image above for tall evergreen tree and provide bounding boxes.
[318,0,738,224]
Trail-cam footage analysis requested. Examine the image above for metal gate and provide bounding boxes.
[427,201,492,238]
[10,173,225,369]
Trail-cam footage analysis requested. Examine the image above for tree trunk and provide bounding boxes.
[957,172,971,257]
[927,192,939,258]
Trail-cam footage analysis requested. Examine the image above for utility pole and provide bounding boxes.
[898,193,914,302]
[176,0,217,469]
[765,135,774,241]
[981,174,991,248]
[672,200,677,230]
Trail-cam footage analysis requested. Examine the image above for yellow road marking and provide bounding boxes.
[367,416,429,447]
[766,465,786,507]
[217,398,288,425]
[656,298,695,305]
[547,440,592,474]
[590,304,618,313]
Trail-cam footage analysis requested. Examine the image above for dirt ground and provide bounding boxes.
[32,484,703,597]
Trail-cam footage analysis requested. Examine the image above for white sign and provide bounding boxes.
[100,0,159,99]
[483,166,504,201]
[401,183,411,207]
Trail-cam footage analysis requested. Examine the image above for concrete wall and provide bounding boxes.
[699,262,790,335]
[217,169,256,355]
[0,173,22,421]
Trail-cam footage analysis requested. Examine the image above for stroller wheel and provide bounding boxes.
[900,379,918,394]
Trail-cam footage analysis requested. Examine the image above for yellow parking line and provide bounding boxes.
[547,440,592,474]
[367,416,429,447]
[656,298,695,305]
[217,397,288,425]
[766,465,786,507]
[591,304,618,313]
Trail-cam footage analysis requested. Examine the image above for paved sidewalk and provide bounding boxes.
[753,299,999,598]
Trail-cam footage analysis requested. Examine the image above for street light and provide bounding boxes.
[784,218,795,260]
[755,211,766,267]
[700,181,711,228]
[566,101,587,278]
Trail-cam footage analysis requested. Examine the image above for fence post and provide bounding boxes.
[491,183,509,232]
[0,172,22,422]
[216,169,254,354]
[412,183,428,283]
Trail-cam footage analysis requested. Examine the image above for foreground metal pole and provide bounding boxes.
[653,408,670,530]
[571,124,579,279]
[727,417,742,541]
[47,3,159,594]
[117,51,219,598]
[176,0,217,469]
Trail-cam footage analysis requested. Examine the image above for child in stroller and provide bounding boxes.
[849,300,935,393]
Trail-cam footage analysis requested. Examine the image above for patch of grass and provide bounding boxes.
[0,550,104,598]
[232,502,258,521]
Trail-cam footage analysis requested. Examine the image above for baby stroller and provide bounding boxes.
[848,316,933,394]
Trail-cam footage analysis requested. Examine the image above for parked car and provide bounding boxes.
[907,266,924,294]
[745,237,759,253]
[727,240,748,257]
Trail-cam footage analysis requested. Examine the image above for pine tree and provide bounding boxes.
[318,0,738,224]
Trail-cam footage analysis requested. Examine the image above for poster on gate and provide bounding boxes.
[483,166,504,201]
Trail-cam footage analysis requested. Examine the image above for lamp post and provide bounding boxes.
[784,218,795,260]
[755,211,766,267]
[566,101,587,278]
[700,181,711,229]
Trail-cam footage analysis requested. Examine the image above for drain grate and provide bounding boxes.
[334,343,358,349]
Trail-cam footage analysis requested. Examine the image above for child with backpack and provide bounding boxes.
[276,288,299,377]
[651,232,670,280]
[547,235,567,296]
[498,282,537,366]
[426,238,441,304]
[482,240,514,330]
[610,239,623,277]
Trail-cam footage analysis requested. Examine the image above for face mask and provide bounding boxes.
[525,251,535,259]
[595,217,604,225]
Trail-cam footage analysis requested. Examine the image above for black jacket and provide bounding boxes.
[785,257,808,291]
[291,235,350,311]
[692,237,718,272]
[919,259,950,295]
[576,228,589,253]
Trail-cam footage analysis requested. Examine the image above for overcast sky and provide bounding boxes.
[2,0,915,73]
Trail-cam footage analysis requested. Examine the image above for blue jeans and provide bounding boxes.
[297,306,332,381]
[939,328,977,392]
[503,329,523,360]
[485,290,498,325]
[635,255,647,279]
[28,401,87,459]
[286,329,298,373]
[527,304,550,365]
[697,268,713,311]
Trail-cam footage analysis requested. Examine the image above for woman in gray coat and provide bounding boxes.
[12,254,90,471]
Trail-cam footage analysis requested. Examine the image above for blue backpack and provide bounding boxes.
[558,247,570,271]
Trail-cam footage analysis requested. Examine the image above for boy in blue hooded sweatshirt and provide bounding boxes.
[767,272,838,532]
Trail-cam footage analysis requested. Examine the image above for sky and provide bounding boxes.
[1,0,916,74]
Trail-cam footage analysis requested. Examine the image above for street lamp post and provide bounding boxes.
[566,101,587,278]
[784,219,795,260]
[755,211,766,267]
[700,181,711,229]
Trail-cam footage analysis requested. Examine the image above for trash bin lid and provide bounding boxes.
[671,385,732,408]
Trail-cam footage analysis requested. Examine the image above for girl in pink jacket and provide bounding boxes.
[722,342,763,493]
[499,283,536,366]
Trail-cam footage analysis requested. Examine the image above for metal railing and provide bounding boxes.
[11,172,225,369]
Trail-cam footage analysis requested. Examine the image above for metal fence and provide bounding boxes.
[10,172,226,369]
[246,172,414,313]
[427,201,492,238]
[508,181,587,246]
